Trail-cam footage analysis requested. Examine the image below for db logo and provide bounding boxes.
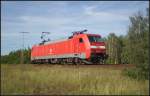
[49,49,53,54]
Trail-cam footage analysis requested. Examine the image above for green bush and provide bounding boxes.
[1,48,31,64]
[123,65,149,80]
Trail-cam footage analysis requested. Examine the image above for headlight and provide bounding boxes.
[91,46,97,48]
[99,46,105,49]
[91,46,105,49]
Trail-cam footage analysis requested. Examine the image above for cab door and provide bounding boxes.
[73,37,84,53]
[78,38,84,52]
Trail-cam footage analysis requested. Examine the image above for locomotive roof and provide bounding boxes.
[35,33,101,46]
[42,38,68,45]
[86,34,101,37]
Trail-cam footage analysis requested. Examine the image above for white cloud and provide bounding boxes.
[20,16,72,27]
[84,5,128,22]
[84,6,97,15]
[2,4,130,39]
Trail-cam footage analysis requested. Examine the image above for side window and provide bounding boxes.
[79,38,83,43]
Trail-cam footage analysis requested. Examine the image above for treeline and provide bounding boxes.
[105,8,149,80]
[106,8,149,66]
[1,48,31,64]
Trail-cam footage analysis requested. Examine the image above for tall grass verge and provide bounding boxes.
[1,64,149,95]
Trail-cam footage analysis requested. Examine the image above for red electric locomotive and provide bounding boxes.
[31,30,108,64]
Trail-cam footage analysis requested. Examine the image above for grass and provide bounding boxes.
[1,64,149,95]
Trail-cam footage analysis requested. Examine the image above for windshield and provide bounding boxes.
[88,36,103,42]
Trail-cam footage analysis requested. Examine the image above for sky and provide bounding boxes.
[1,1,149,55]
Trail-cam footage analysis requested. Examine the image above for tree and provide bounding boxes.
[124,8,149,80]
[1,48,31,64]
[119,36,130,64]
[106,33,122,64]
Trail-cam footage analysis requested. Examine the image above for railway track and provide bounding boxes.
[32,64,135,69]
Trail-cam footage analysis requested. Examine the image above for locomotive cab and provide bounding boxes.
[87,34,108,64]
[87,34,105,53]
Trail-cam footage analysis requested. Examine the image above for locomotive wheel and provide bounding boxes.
[78,59,84,65]
[31,60,36,64]
[99,57,105,64]
[99,57,103,64]
[73,58,78,65]
[60,59,65,64]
